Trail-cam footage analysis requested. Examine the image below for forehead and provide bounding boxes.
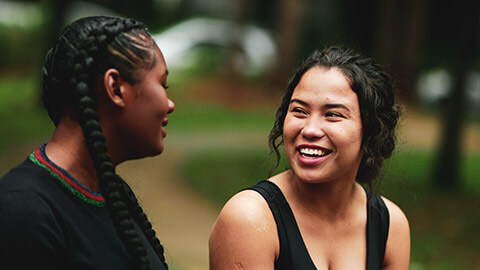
[155,46,167,69]
[292,67,358,105]
[142,46,166,76]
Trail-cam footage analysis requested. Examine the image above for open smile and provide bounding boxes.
[296,146,332,165]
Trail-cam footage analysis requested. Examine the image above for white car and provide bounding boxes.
[153,17,276,77]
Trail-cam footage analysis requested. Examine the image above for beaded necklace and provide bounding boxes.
[29,143,106,207]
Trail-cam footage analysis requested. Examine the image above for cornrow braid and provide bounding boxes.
[46,16,168,269]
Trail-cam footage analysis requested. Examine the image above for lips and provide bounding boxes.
[162,117,169,127]
[296,145,332,165]
[161,118,169,137]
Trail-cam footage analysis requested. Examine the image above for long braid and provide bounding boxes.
[43,16,168,269]
[122,183,169,267]
[72,23,150,269]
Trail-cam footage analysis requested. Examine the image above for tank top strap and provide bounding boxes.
[365,188,390,270]
[245,180,316,269]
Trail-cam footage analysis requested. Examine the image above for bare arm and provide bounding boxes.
[209,190,279,270]
[382,197,411,270]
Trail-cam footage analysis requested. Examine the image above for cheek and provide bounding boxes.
[283,115,300,137]
[338,126,363,152]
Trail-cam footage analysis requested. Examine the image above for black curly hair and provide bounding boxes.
[269,46,399,186]
[41,16,167,269]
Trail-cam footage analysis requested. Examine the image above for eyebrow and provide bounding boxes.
[290,99,351,112]
[324,103,350,112]
[290,98,308,106]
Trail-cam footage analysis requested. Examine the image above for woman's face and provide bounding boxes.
[283,66,363,184]
[119,47,175,160]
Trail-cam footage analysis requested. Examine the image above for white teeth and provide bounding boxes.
[299,148,325,156]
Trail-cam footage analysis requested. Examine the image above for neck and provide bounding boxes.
[281,170,363,222]
[45,117,101,193]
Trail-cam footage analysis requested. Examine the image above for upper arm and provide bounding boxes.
[209,190,278,270]
[382,197,411,270]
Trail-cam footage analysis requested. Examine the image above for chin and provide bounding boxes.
[150,144,165,157]
[130,145,164,161]
[291,168,331,184]
[145,147,163,158]
[145,139,165,156]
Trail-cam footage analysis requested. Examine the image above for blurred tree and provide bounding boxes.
[269,0,306,87]
[432,0,479,190]
[89,0,159,28]
[43,0,72,49]
[226,0,252,80]
[371,0,427,104]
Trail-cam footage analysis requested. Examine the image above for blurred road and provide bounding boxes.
[118,142,219,270]
[117,130,268,270]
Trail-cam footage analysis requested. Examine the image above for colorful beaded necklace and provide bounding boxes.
[29,143,106,207]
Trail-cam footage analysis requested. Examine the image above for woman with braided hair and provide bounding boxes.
[0,16,174,269]
[210,46,410,269]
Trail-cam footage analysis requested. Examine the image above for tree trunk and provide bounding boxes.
[373,0,427,104]
[226,0,252,80]
[44,0,70,49]
[433,3,479,190]
[269,0,306,88]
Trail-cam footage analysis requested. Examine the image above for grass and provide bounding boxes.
[180,147,480,270]
[167,104,273,132]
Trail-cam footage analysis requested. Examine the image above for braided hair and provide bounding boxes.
[41,16,168,269]
[269,46,399,186]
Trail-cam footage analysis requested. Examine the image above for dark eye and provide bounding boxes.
[326,111,343,118]
[292,107,307,115]
[162,84,169,90]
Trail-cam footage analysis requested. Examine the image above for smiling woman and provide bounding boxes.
[209,46,410,270]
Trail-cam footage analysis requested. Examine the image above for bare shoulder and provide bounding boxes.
[381,196,411,270]
[381,196,409,229]
[209,189,278,269]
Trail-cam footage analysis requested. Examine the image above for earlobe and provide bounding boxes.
[104,68,126,108]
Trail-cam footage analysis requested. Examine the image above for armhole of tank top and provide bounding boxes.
[364,187,390,270]
[245,180,318,270]
[243,180,285,267]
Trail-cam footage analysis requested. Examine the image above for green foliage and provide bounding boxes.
[168,104,273,132]
[181,147,270,206]
[0,77,52,152]
[0,23,46,71]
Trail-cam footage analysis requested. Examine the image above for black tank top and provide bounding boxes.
[246,180,389,270]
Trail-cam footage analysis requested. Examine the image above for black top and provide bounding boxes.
[246,180,389,270]
[0,146,166,270]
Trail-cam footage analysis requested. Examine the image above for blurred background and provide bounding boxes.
[0,0,479,269]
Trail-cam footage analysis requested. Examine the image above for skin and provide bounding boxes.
[45,46,175,193]
[209,67,410,269]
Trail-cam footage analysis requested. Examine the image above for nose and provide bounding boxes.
[300,117,325,140]
[167,98,175,114]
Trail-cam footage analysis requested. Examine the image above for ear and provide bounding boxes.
[103,68,127,108]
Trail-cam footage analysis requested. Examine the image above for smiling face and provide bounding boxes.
[118,47,175,160]
[283,66,363,184]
